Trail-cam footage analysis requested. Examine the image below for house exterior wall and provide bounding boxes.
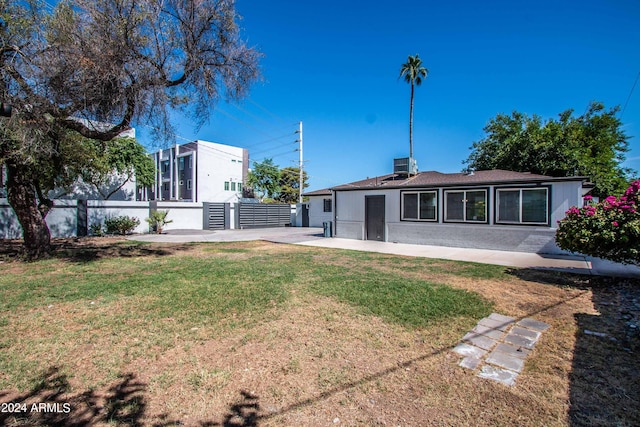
[550,180,583,225]
[334,180,583,254]
[308,196,334,227]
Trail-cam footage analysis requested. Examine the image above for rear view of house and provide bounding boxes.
[320,169,586,254]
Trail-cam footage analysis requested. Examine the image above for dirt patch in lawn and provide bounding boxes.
[0,241,638,426]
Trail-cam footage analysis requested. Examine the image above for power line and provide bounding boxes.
[620,71,640,120]
[249,139,297,157]
[244,132,294,150]
[140,123,243,160]
[251,149,297,164]
[215,107,275,138]
[247,98,294,126]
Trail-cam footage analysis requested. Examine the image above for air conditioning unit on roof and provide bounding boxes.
[393,157,418,176]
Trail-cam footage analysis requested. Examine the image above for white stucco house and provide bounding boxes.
[311,169,587,254]
[298,188,333,227]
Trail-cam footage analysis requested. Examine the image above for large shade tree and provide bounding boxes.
[78,136,156,200]
[277,166,308,204]
[399,54,428,161]
[247,158,280,202]
[1,0,260,258]
[464,102,633,198]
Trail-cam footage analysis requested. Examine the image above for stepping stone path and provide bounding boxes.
[452,313,550,386]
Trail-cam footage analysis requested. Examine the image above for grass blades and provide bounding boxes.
[0,242,495,391]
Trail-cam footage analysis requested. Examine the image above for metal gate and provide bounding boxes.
[238,203,290,229]
[203,202,230,230]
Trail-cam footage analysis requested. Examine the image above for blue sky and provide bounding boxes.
[138,0,640,192]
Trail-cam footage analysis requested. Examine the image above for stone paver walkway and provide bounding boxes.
[452,313,550,386]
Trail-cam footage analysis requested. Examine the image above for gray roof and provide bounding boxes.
[331,170,586,191]
[303,188,332,197]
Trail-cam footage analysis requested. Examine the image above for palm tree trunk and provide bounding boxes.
[409,81,415,160]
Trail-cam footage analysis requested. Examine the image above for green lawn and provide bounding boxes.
[0,241,494,391]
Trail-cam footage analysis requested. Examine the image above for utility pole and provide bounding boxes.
[296,121,303,204]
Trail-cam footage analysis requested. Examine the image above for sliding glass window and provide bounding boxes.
[497,188,548,225]
[401,191,437,221]
[444,189,487,223]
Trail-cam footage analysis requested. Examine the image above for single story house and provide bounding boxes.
[298,188,333,227]
[320,169,587,254]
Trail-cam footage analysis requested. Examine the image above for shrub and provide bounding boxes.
[555,180,640,265]
[104,215,140,235]
[145,210,173,233]
[89,222,104,237]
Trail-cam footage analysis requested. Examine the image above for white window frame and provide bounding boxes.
[496,187,549,225]
[444,189,488,223]
[401,190,438,221]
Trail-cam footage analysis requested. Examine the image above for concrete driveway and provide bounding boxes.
[129,226,325,244]
[128,227,640,278]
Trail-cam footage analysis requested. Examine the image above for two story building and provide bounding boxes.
[138,140,249,203]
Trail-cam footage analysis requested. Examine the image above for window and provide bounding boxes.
[323,198,332,212]
[224,181,229,191]
[163,183,169,191]
[497,188,548,225]
[162,161,170,173]
[231,182,236,191]
[401,191,437,221]
[187,180,192,190]
[444,189,487,222]
[178,157,185,171]
[237,181,242,193]
[188,156,193,168]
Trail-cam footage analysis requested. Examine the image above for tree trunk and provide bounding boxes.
[5,163,52,259]
[409,81,415,160]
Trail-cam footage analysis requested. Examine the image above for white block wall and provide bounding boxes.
[0,199,206,238]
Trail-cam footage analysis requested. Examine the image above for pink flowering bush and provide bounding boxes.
[556,180,640,265]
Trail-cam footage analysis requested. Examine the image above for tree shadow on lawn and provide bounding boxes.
[0,367,167,426]
[211,271,633,426]
[508,269,640,426]
[569,278,640,426]
[0,238,194,263]
[210,390,260,427]
[0,368,260,427]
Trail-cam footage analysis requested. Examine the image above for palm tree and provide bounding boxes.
[399,54,429,160]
